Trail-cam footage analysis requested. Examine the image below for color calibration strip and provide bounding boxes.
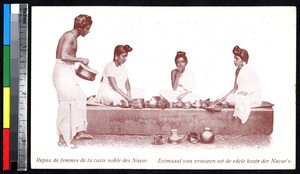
[3,4,28,171]
[10,5,20,170]
[3,3,11,171]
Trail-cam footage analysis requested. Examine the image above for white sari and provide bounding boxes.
[94,61,128,105]
[160,69,198,103]
[226,64,262,124]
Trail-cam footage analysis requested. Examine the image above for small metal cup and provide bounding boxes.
[153,135,165,145]
[188,132,198,144]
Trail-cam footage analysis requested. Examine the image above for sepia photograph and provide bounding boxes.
[30,6,296,169]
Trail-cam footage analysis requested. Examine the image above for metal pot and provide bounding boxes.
[168,129,186,144]
[187,132,198,144]
[199,127,215,143]
[75,63,98,81]
[153,134,166,145]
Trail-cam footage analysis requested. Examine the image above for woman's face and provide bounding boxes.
[79,24,92,37]
[116,52,128,65]
[176,57,187,70]
[233,56,244,68]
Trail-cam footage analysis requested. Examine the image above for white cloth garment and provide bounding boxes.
[160,69,198,103]
[94,61,128,105]
[225,64,262,124]
[52,59,87,145]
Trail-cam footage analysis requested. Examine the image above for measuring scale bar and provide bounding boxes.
[18,4,28,171]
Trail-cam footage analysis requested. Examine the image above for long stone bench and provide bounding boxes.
[86,102,274,135]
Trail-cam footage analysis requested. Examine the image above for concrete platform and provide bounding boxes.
[86,103,273,135]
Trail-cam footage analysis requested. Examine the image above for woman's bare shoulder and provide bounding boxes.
[171,69,177,74]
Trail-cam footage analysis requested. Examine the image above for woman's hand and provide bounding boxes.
[81,58,89,65]
[174,69,183,79]
[126,96,132,101]
[208,101,217,109]
[177,94,183,101]
[177,91,190,101]
[214,98,223,104]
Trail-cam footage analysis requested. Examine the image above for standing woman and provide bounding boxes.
[209,45,262,124]
[94,45,133,107]
[53,14,93,148]
[160,51,198,108]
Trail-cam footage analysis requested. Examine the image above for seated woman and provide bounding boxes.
[209,45,262,124]
[159,51,199,108]
[94,45,133,107]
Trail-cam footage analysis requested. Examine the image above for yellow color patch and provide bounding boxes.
[3,87,10,128]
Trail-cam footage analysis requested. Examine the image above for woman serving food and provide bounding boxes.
[94,44,133,107]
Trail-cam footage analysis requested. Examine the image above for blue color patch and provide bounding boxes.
[3,4,11,45]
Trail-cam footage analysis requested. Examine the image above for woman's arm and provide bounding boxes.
[216,88,237,104]
[211,80,238,107]
[108,76,131,101]
[171,69,182,90]
[177,91,191,101]
[125,79,131,98]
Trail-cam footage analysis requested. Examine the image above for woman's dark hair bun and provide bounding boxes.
[124,45,133,52]
[233,45,241,55]
[113,44,133,60]
[233,45,249,63]
[176,51,186,56]
[174,51,188,64]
